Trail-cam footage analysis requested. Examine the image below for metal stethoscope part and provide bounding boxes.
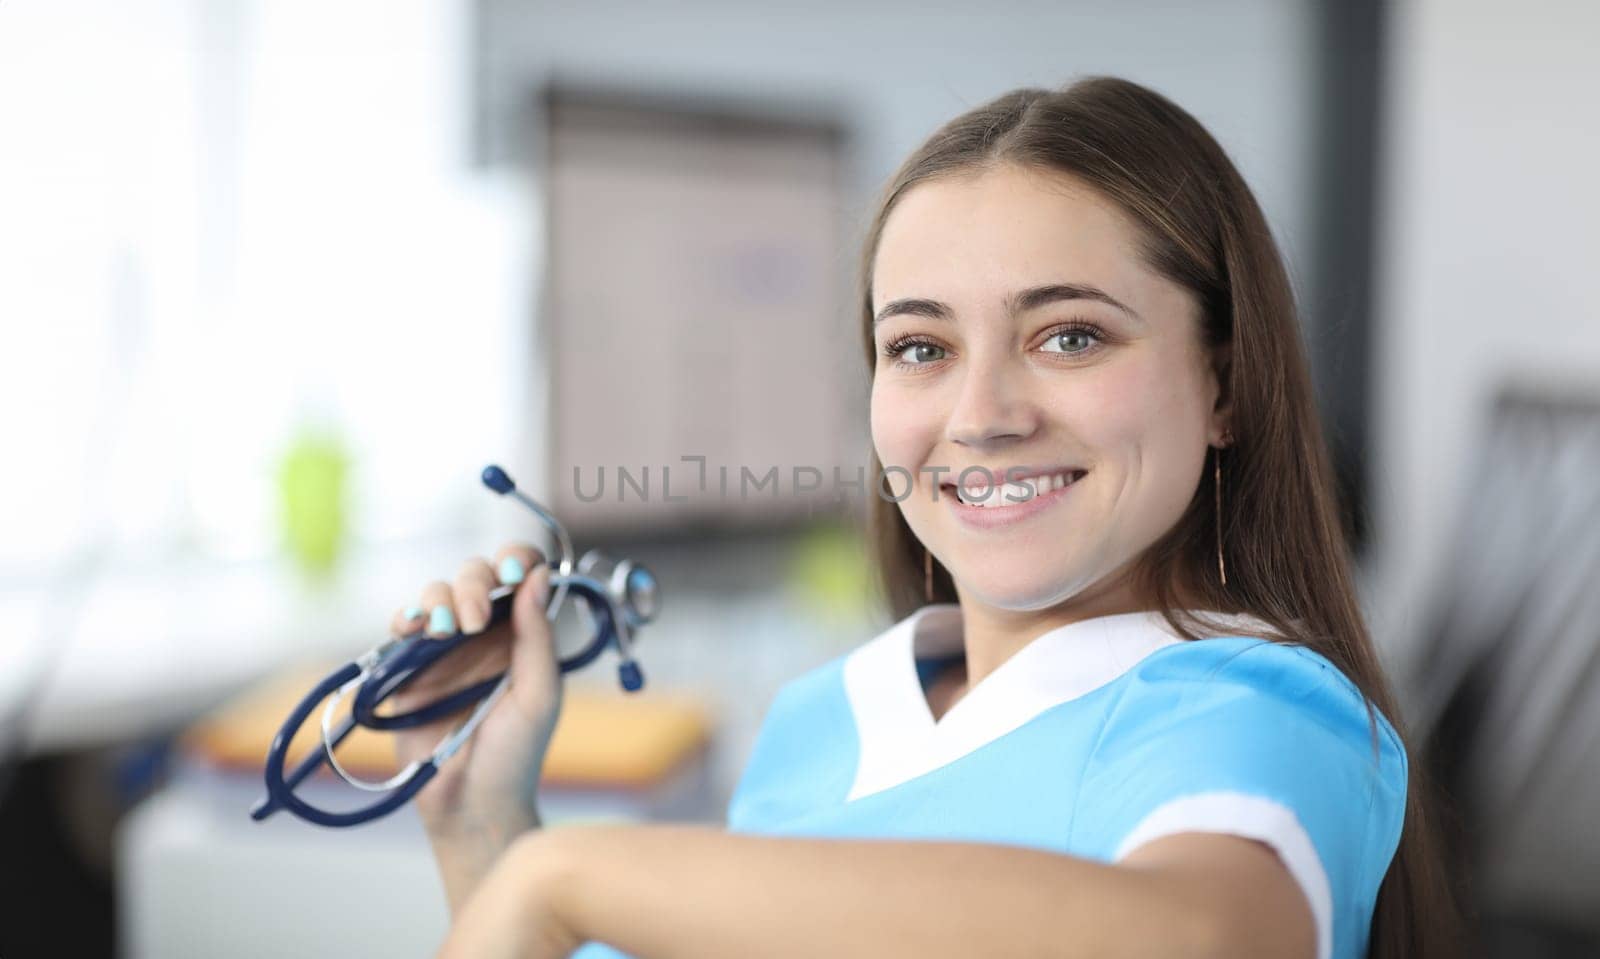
[251,465,659,828]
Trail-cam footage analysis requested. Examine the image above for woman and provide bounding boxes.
[397,76,1461,958]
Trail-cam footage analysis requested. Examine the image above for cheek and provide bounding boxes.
[1083,357,1210,518]
[1061,363,1171,447]
[869,380,934,467]
[1067,358,1207,482]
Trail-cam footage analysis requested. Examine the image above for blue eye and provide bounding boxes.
[882,336,947,366]
[1039,325,1103,355]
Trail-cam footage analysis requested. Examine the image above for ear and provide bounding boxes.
[1206,342,1234,447]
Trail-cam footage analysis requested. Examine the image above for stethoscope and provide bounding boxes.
[251,465,660,828]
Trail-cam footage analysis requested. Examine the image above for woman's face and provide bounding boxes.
[869,163,1227,613]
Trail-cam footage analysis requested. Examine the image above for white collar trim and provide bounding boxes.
[842,604,1274,802]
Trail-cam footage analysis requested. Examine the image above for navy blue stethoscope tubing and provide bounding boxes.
[252,663,439,827]
[351,575,620,730]
[250,574,625,826]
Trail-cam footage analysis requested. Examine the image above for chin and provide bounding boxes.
[955,570,1090,612]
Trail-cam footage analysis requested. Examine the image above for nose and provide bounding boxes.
[943,352,1040,448]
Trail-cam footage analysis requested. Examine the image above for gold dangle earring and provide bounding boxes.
[924,547,934,603]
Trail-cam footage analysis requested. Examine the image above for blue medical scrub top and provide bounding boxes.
[571,605,1406,959]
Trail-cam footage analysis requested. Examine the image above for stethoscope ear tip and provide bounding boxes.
[481,464,515,494]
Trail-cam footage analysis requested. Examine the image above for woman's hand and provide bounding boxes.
[386,543,565,911]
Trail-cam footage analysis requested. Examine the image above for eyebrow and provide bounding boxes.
[872,282,1141,325]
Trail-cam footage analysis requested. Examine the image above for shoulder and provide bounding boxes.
[1076,634,1409,959]
[1085,634,1410,873]
[1123,636,1404,768]
[1137,631,1355,692]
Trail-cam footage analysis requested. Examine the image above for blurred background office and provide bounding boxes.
[1,0,1596,956]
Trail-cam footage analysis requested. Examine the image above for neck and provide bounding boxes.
[948,573,1148,694]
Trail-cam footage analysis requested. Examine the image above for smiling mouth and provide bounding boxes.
[940,469,1087,508]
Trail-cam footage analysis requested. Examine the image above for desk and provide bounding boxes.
[116,757,718,959]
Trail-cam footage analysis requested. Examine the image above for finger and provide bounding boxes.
[508,563,561,717]
[418,580,458,638]
[390,603,425,638]
[491,542,546,587]
[454,558,498,633]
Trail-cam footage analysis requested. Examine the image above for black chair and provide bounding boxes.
[1404,386,1600,958]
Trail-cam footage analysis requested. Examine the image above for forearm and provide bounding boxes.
[428,804,543,916]
[539,824,1222,959]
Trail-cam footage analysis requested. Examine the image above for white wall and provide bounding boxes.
[479,0,1324,330]
[1369,0,1600,669]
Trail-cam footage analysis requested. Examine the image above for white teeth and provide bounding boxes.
[957,481,1032,506]
[954,471,1079,507]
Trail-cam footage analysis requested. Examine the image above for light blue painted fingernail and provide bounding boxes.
[403,605,423,622]
[427,604,456,635]
[498,555,526,586]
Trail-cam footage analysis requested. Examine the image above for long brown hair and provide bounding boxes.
[858,77,1462,957]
